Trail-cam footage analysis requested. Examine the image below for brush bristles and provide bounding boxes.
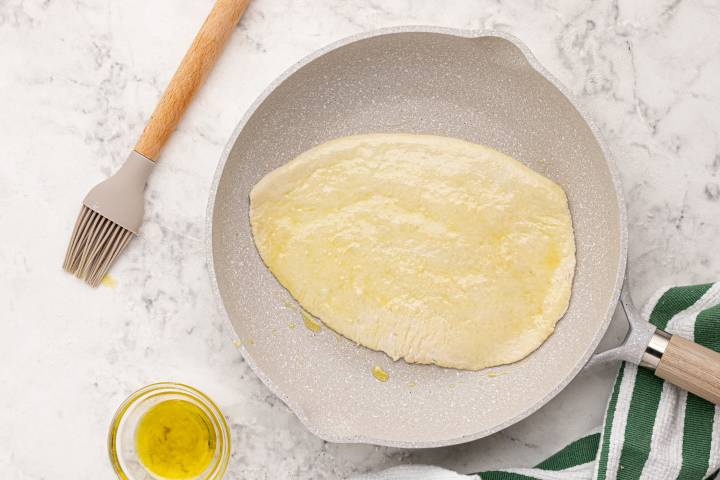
[63,206,134,287]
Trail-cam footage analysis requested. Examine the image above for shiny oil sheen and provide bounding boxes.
[135,400,216,479]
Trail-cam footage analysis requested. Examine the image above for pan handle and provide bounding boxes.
[587,286,720,405]
[648,332,720,404]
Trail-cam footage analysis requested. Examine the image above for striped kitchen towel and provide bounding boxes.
[352,283,720,480]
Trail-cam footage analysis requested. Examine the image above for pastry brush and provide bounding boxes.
[63,0,250,287]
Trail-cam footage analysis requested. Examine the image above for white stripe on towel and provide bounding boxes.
[601,363,638,480]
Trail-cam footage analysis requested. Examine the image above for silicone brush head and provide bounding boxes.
[63,206,134,287]
[63,152,154,287]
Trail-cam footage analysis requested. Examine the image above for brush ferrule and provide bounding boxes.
[120,150,155,182]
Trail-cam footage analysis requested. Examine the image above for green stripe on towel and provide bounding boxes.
[648,284,713,328]
[597,363,626,479]
[535,433,600,471]
[480,471,540,480]
[677,394,714,479]
[695,303,720,351]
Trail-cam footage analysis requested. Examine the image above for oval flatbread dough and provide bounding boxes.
[250,134,575,370]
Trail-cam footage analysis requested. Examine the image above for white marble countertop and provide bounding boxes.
[2,0,720,478]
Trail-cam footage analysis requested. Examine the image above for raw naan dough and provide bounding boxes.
[250,134,575,370]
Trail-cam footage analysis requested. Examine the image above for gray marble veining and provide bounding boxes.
[1,0,719,478]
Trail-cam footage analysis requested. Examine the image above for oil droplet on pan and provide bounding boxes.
[372,366,389,382]
[283,299,298,311]
[101,274,118,288]
[232,339,242,348]
[301,310,322,333]
[488,370,508,378]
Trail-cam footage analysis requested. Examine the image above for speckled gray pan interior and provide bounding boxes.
[207,27,627,448]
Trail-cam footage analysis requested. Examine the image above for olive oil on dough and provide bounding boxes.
[250,134,575,371]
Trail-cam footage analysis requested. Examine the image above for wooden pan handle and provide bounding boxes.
[655,335,720,404]
[134,0,250,160]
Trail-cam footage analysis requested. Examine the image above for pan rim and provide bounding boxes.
[205,26,628,448]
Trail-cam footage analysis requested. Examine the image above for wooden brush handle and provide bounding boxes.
[134,0,250,160]
[656,335,720,404]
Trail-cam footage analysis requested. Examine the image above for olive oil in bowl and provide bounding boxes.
[135,400,216,479]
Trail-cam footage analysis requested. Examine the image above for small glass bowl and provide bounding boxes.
[108,382,231,480]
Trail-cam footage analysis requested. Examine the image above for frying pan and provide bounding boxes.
[207,27,720,448]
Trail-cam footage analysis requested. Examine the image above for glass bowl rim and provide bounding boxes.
[108,382,231,480]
